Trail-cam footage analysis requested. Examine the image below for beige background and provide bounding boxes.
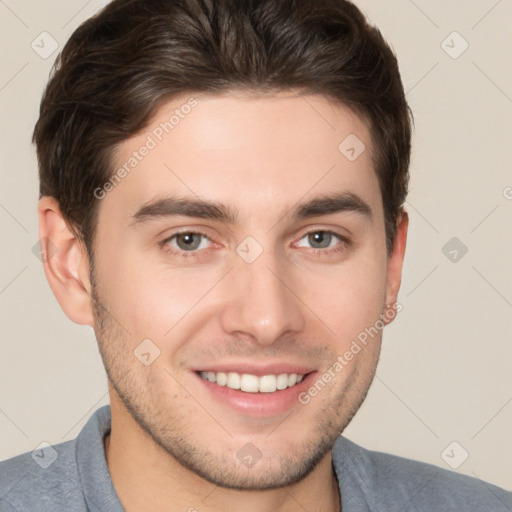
[1,0,511,491]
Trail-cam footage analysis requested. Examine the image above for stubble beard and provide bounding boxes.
[90,279,380,490]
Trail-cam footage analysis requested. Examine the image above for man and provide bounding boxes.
[0,0,510,510]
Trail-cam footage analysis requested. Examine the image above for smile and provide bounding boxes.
[198,371,305,393]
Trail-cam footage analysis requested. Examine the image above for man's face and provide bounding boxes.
[90,91,394,489]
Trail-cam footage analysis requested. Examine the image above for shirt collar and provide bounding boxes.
[75,405,371,512]
[75,405,125,511]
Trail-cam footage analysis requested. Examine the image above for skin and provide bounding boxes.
[38,90,408,512]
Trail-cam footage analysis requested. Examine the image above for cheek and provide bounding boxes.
[96,247,224,341]
[297,250,387,346]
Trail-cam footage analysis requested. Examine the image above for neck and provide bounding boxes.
[104,396,341,512]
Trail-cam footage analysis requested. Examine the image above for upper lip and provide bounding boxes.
[192,362,316,376]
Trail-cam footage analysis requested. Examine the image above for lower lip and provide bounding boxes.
[193,371,318,417]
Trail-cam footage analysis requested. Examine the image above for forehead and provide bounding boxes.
[103,91,381,226]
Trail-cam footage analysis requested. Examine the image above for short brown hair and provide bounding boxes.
[33,0,412,256]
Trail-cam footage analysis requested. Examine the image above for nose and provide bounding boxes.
[220,250,305,346]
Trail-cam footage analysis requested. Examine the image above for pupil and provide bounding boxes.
[178,233,200,250]
[310,231,331,248]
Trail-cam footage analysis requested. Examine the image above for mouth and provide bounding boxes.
[192,366,317,417]
[197,370,305,393]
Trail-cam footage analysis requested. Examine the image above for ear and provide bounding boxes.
[383,211,408,324]
[37,196,94,325]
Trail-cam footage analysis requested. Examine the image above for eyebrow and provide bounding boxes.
[130,196,238,226]
[129,191,372,227]
[292,192,372,220]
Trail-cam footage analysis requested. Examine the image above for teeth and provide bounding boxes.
[200,371,306,393]
[227,372,241,390]
[240,374,259,392]
[216,371,227,386]
[276,373,289,390]
[260,375,278,393]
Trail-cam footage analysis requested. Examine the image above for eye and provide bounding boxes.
[295,230,346,251]
[165,232,212,252]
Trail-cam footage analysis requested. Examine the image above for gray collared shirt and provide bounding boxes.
[1,405,510,511]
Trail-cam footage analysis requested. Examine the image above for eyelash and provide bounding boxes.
[159,230,210,259]
[293,231,350,255]
[160,229,350,259]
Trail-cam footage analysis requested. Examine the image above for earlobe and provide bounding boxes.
[37,196,95,326]
[384,211,409,324]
